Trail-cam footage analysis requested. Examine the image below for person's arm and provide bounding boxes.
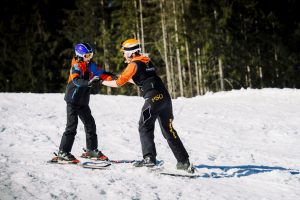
[89,63,116,81]
[69,64,89,87]
[100,71,118,81]
[102,63,137,88]
[128,79,135,84]
[102,80,119,87]
[102,78,135,87]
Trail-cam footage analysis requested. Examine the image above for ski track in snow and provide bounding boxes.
[0,88,300,200]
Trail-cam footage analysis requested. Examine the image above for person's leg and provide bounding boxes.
[59,104,79,153]
[78,105,97,151]
[138,100,159,159]
[78,105,108,160]
[158,101,189,163]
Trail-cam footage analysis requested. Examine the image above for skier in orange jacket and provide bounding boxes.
[102,39,194,173]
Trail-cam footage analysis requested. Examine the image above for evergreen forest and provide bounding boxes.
[1,0,300,97]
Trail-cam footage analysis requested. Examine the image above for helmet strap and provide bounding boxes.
[133,51,140,56]
[75,56,84,62]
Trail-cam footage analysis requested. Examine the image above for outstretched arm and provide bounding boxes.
[102,80,119,88]
[102,63,136,88]
[128,79,135,84]
[102,78,135,88]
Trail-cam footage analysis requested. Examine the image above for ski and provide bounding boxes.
[156,163,197,178]
[48,152,167,170]
[48,159,111,169]
[48,152,136,169]
[80,161,111,169]
[47,159,80,165]
[109,159,136,164]
[79,159,136,169]
[159,172,204,178]
[47,153,80,165]
[147,160,165,171]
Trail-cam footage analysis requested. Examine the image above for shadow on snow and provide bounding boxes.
[193,164,300,178]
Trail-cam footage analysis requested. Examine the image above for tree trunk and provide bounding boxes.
[101,0,111,95]
[134,0,141,96]
[246,65,252,88]
[257,46,263,88]
[138,0,145,53]
[197,47,204,95]
[168,35,176,98]
[218,57,224,91]
[259,66,263,88]
[134,0,141,43]
[160,0,172,94]
[194,52,200,96]
[173,0,184,97]
[181,0,192,97]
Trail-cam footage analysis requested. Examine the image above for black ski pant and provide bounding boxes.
[139,90,189,163]
[59,103,97,153]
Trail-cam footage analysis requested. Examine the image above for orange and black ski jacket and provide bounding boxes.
[64,57,112,105]
[116,55,167,97]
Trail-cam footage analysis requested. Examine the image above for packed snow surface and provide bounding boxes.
[0,88,300,200]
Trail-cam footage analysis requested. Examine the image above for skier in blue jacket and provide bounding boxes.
[55,42,114,163]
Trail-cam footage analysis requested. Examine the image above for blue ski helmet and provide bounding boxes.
[74,42,94,58]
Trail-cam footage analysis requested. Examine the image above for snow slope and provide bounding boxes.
[0,88,300,200]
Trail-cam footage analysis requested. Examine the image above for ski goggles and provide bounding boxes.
[83,53,93,60]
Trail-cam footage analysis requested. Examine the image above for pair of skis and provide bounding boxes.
[80,160,199,178]
[48,152,135,169]
[48,153,199,177]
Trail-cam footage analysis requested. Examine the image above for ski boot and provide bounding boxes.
[81,148,109,161]
[50,151,80,164]
[133,156,156,167]
[176,159,195,174]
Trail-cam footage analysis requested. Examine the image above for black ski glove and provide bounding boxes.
[88,76,102,87]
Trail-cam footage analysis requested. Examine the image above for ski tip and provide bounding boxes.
[72,159,80,164]
[48,156,58,163]
[47,160,58,164]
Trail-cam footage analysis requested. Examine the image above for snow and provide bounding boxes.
[0,88,300,200]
